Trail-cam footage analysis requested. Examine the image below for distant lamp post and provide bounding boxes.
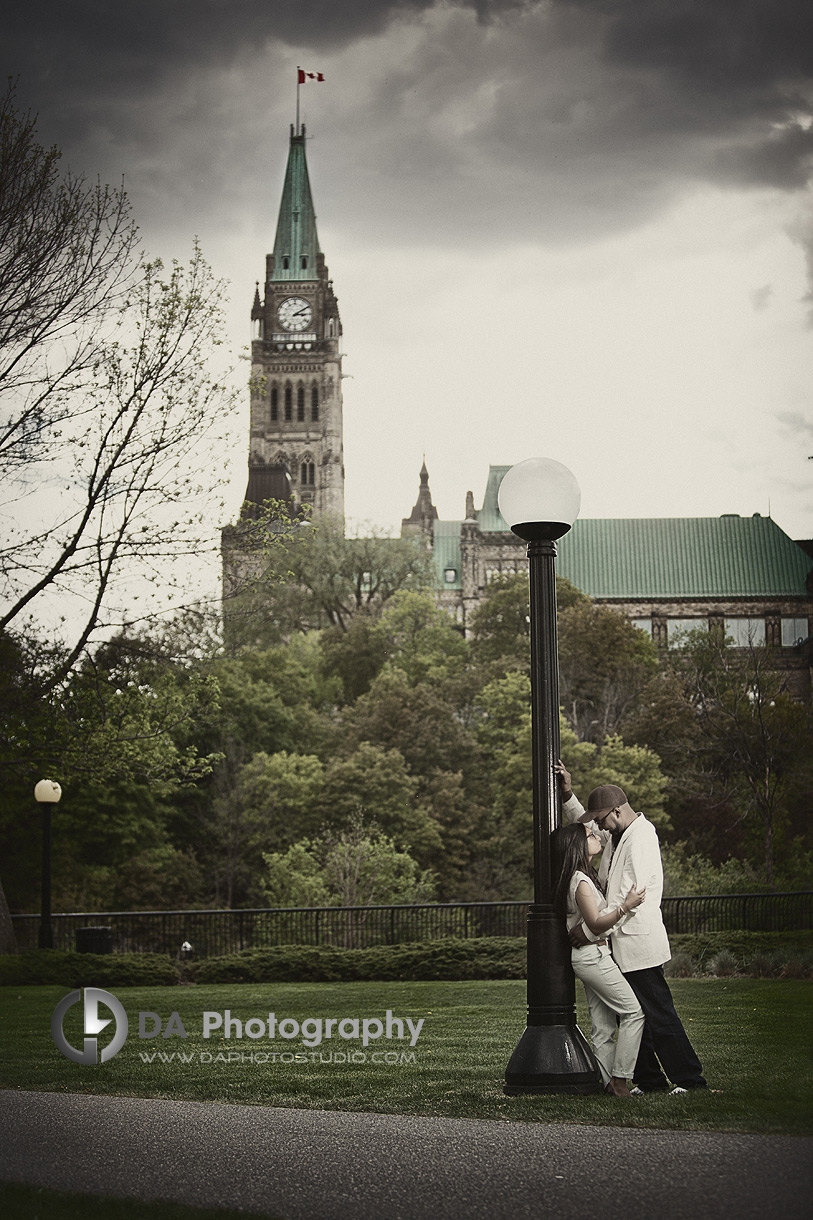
[498,458,601,1094]
[34,780,62,950]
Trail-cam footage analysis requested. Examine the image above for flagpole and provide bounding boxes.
[296,67,300,135]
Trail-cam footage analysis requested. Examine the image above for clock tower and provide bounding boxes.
[246,124,344,518]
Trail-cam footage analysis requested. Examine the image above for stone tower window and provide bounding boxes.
[301,461,315,486]
[284,385,292,421]
[297,384,305,421]
[270,386,278,422]
[311,384,319,421]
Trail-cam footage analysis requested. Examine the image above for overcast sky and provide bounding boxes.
[5,0,813,554]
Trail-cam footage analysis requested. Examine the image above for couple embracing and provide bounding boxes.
[552,762,707,1099]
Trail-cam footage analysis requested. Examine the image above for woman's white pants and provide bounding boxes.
[572,943,644,1085]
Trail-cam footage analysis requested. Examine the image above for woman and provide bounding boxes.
[551,821,646,1098]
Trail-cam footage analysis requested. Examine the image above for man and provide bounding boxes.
[556,761,707,1094]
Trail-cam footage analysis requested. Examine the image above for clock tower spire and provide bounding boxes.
[246,124,344,519]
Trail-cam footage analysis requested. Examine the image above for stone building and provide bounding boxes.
[402,463,813,695]
[222,123,345,598]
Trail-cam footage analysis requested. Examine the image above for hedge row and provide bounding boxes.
[0,931,810,987]
[189,937,527,984]
[667,929,813,964]
[0,950,178,988]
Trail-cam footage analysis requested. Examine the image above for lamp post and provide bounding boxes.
[498,458,601,1094]
[34,780,62,950]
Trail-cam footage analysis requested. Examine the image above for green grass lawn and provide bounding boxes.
[0,1181,288,1220]
[1,978,811,1135]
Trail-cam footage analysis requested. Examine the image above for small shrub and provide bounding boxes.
[664,952,696,978]
[709,949,738,977]
[747,952,782,978]
[777,953,813,980]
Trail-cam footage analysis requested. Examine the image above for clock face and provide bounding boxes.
[277,297,313,332]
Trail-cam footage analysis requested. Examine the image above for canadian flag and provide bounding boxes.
[298,69,325,83]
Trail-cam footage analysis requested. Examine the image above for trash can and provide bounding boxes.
[75,926,113,954]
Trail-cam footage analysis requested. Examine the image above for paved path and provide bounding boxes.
[1,1090,811,1220]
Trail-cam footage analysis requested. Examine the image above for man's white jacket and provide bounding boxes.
[563,795,671,972]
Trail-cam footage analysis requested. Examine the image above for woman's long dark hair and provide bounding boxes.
[551,823,592,918]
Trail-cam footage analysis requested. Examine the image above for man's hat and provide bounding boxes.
[576,783,628,824]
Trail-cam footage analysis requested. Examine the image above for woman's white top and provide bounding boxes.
[566,869,608,933]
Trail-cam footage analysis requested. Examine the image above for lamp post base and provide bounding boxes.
[504,1022,602,1094]
[504,905,603,1095]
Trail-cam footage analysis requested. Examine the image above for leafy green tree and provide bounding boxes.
[657,629,813,886]
[340,669,478,779]
[469,670,534,897]
[261,817,436,912]
[558,601,660,743]
[0,624,223,912]
[225,511,433,642]
[468,572,586,670]
[660,842,764,896]
[470,673,670,897]
[320,743,443,862]
[259,841,331,908]
[374,590,468,686]
[319,612,390,703]
[176,636,340,905]
[318,590,467,704]
[209,750,326,907]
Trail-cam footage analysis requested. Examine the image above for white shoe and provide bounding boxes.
[629,1086,645,1096]
[669,1086,689,1095]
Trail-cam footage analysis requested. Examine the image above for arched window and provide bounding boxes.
[311,384,319,421]
[300,461,315,486]
[284,385,292,421]
[301,256,308,270]
[282,256,290,270]
[297,384,305,422]
[270,386,278,422]
[327,319,335,338]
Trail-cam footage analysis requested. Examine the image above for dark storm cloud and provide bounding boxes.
[4,0,813,258]
[556,0,813,186]
[0,1,534,169]
[2,1,418,118]
[2,0,531,87]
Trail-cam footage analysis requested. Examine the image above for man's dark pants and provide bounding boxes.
[623,964,707,1091]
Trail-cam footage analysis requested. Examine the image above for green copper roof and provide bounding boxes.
[271,129,321,282]
[476,465,512,531]
[433,521,463,590]
[469,465,811,598]
[555,516,812,600]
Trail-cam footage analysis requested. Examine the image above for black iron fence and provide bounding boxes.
[662,892,813,934]
[9,892,812,958]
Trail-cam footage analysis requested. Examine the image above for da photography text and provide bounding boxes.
[50,988,425,1066]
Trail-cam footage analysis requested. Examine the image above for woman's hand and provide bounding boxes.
[623,885,646,911]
